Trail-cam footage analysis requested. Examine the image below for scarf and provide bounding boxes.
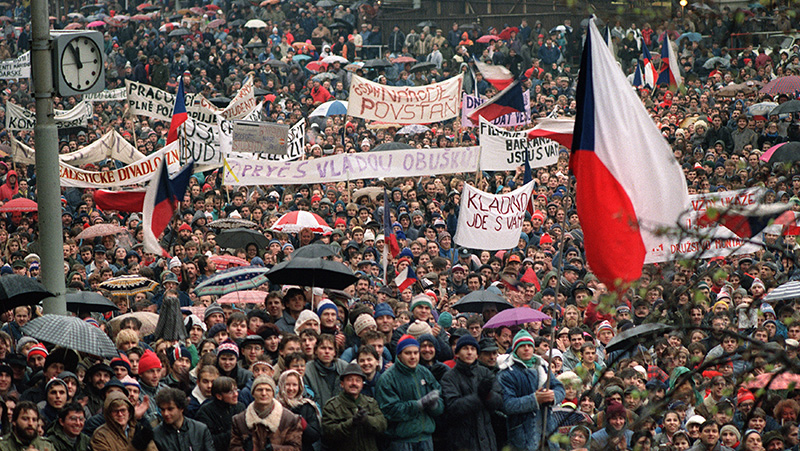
[511,351,539,368]
[244,400,283,433]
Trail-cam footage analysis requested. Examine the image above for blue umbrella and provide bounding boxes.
[195,266,270,296]
[292,54,311,62]
[677,32,702,43]
[310,100,348,117]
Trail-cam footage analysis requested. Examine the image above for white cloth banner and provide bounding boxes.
[218,77,257,121]
[125,80,219,123]
[454,181,535,250]
[462,91,531,128]
[224,146,480,186]
[347,74,462,124]
[0,52,30,79]
[83,88,127,102]
[59,142,181,188]
[478,117,560,171]
[645,187,765,263]
[6,101,91,130]
[11,130,143,166]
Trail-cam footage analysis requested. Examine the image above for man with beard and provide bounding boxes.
[0,401,55,451]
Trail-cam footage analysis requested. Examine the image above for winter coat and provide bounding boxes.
[47,422,91,451]
[195,398,245,451]
[375,359,444,443]
[230,402,303,451]
[152,417,214,451]
[285,402,320,451]
[497,359,565,451]
[90,392,157,451]
[321,392,387,451]
[0,170,18,202]
[0,433,54,451]
[303,359,347,407]
[441,360,503,451]
[590,426,633,451]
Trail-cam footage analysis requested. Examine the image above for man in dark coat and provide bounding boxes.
[152,388,215,451]
[321,363,387,451]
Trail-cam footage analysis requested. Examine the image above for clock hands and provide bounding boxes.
[68,44,83,69]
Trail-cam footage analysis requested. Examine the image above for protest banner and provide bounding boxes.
[0,52,30,79]
[181,100,263,171]
[218,77,257,121]
[6,101,91,130]
[11,131,143,166]
[454,181,535,250]
[347,74,462,124]
[59,143,181,188]
[232,121,289,154]
[83,88,127,102]
[462,90,531,128]
[478,117,560,171]
[224,146,480,186]
[125,80,219,123]
[645,187,765,263]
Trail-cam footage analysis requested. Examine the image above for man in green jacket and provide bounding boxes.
[376,334,444,451]
[322,363,387,451]
[0,401,55,451]
[46,403,90,451]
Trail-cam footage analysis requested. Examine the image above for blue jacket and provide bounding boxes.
[590,427,633,451]
[497,359,565,451]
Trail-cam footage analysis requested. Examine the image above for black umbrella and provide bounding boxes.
[254,88,271,96]
[216,228,269,249]
[168,14,183,21]
[229,19,246,27]
[168,28,190,38]
[22,315,118,358]
[80,4,103,13]
[363,59,392,69]
[268,257,357,290]
[334,17,355,28]
[410,61,436,73]
[66,291,119,313]
[264,59,288,69]
[0,275,54,310]
[292,243,339,259]
[245,42,267,49]
[141,5,160,12]
[765,142,800,164]
[605,323,673,353]
[452,289,514,314]
[373,142,413,151]
[207,96,232,107]
[770,99,800,116]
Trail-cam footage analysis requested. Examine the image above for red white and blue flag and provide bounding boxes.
[632,64,643,89]
[469,79,526,123]
[570,19,688,288]
[641,40,657,88]
[474,60,514,91]
[383,188,401,258]
[698,203,793,239]
[656,35,682,91]
[167,78,188,144]
[142,159,194,256]
[526,117,574,148]
[394,266,418,292]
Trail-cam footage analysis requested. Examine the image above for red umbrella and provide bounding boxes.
[498,26,519,41]
[87,20,105,27]
[217,290,267,304]
[207,18,225,28]
[0,198,37,213]
[745,371,800,390]
[391,56,417,63]
[209,255,250,269]
[476,34,499,43]
[75,224,127,240]
[65,22,83,29]
[760,76,800,95]
[271,211,332,234]
[135,3,153,11]
[305,61,327,73]
[131,14,151,21]
[205,4,221,10]
[190,6,205,15]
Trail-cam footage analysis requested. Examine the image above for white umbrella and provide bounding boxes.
[310,100,348,117]
[322,55,348,64]
[244,19,267,28]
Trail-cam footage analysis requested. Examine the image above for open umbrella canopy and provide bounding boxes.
[748,101,779,117]
[292,54,312,62]
[168,28,190,37]
[66,291,119,313]
[99,275,158,296]
[316,0,338,7]
[310,100,348,117]
[770,99,800,116]
[218,290,268,304]
[271,211,332,233]
[87,20,105,27]
[605,323,672,353]
[268,257,357,290]
[0,275,53,310]
[312,72,339,82]
[207,18,225,28]
[764,280,800,303]
[216,228,268,249]
[363,58,392,69]
[322,55,348,64]
[195,266,271,296]
[677,32,702,42]
[0,198,37,212]
[207,96,232,107]
[760,142,800,164]
[410,61,436,73]
[207,218,258,229]
[452,289,514,314]
[392,56,417,64]
[75,224,127,240]
[397,124,430,135]
[22,315,118,358]
[483,307,551,329]
[292,243,339,259]
[264,59,288,69]
[760,76,800,95]
[108,312,159,336]
[209,255,250,269]
[745,371,800,390]
[373,142,413,151]
[245,19,268,28]
[476,35,499,43]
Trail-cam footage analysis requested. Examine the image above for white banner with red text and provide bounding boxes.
[59,142,182,188]
[454,181,535,250]
[347,74,462,124]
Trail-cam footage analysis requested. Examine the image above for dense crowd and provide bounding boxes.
[0,0,797,451]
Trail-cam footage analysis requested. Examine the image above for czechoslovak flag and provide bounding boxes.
[656,35,682,91]
[142,158,194,257]
[570,20,689,288]
[394,266,418,292]
[474,60,514,91]
[641,40,657,88]
[167,78,188,144]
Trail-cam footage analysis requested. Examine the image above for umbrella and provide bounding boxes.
[75,224,127,240]
[312,72,339,82]
[80,4,103,13]
[373,142,413,151]
[410,61,436,73]
[498,26,519,41]
[154,297,186,341]
[764,280,800,303]
[264,59,288,69]
[271,211,332,233]
[22,315,118,358]
[136,3,153,10]
[322,55,348,64]
[483,307,551,329]
[748,101,779,117]
[215,228,269,249]
[131,14,152,21]
[770,99,800,116]
[195,266,271,296]
[476,35,499,43]
[305,61,327,72]
[206,4,221,9]
[692,2,715,10]
[107,312,159,336]
[316,0,338,7]
[0,198,37,213]
[292,54,312,62]
[716,82,758,98]
[292,41,316,51]
[64,22,83,29]
[310,100,348,117]
[207,18,225,28]
[392,56,417,64]
[268,257,357,290]
[605,323,672,353]
[98,275,158,296]
[363,58,392,69]
[552,407,594,431]
[760,76,800,95]
[452,289,514,314]
[397,124,430,135]
[760,142,800,164]
[209,255,250,269]
[459,23,477,30]
[158,22,181,32]
[260,0,279,5]
[745,371,800,390]
[417,20,436,28]
[208,218,258,229]
[67,12,85,19]
[0,275,53,310]
[677,32,702,43]
[217,290,268,304]
[245,19,267,28]
[702,56,731,69]
[87,20,105,27]
[140,5,160,12]
[66,291,118,313]
[292,243,339,259]
[229,19,245,27]
[189,6,205,15]
[168,28,190,38]
[207,96,232,107]
[344,62,364,72]
[549,25,568,34]
[353,186,383,202]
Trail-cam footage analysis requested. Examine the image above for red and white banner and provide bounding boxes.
[59,143,182,188]
[347,74,462,124]
[454,181,535,250]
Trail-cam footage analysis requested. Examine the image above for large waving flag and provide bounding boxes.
[167,78,188,144]
[527,117,574,148]
[142,159,194,256]
[394,265,418,292]
[656,35,682,91]
[698,203,792,239]
[474,60,514,91]
[570,19,689,288]
[469,80,526,123]
[641,41,657,88]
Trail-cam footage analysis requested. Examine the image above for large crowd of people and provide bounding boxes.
[0,0,796,450]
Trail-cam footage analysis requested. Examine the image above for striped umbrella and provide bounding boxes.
[764,281,800,303]
[760,76,800,95]
[99,275,158,296]
[0,198,37,213]
[218,290,268,304]
[310,100,348,117]
[22,315,118,358]
[207,218,258,229]
[271,211,332,234]
[195,266,270,296]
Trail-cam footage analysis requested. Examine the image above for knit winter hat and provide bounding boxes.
[437,312,453,329]
[606,401,626,419]
[407,320,432,338]
[27,343,48,361]
[294,310,320,334]
[166,344,191,366]
[455,334,479,354]
[720,424,740,443]
[396,334,420,355]
[353,314,377,336]
[207,323,228,339]
[596,320,614,335]
[512,329,535,354]
[120,375,140,389]
[410,294,434,312]
[45,377,67,393]
[316,299,338,317]
[138,350,162,374]
[373,303,395,318]
[205,303,224,318]
[252,375,276,393]
[738,390,755,405]
[217,339,240,357]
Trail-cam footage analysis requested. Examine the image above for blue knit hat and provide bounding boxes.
[316,299,338,317]
[396,334,420,355]
[374,303,395,319]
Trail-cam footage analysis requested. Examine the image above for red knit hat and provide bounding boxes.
[138,350,162,374]
[27,343,48,362]
[737,390,755,405]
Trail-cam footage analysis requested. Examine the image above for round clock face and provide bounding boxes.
[60,36,102,92]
